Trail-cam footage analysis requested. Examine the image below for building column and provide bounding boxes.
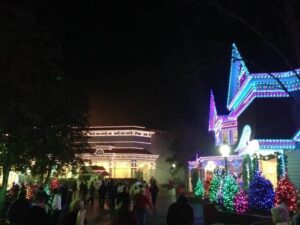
[188,167,192,192]
[131,160,137,178]
[109,161,114,178]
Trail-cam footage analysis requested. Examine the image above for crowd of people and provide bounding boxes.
[5,177,161,225]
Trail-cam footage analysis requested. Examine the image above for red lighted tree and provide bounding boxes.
[204,175,212,197]
[275,176,297,212]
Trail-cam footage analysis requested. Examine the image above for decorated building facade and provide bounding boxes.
[189,43,300,191]
[78,126,159,182]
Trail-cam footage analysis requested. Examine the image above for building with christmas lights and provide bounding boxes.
[77,126,160,182]
[188,43,300,191]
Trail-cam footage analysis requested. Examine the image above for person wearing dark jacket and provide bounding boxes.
[114,197,138,225]
[87,181,95,205]
[7,190,30,225]
[167,195,194,225]
[149,181,159,208]
[116,186,130,210]
[20,191,51,225]
[98,181,107,209]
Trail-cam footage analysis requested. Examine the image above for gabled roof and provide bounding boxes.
[227,43,250,109]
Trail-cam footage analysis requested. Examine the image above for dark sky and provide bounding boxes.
[35,0,299,139]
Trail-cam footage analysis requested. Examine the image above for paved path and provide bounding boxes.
[85,188,204,225]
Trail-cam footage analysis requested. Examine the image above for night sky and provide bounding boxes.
[34,0,300,151]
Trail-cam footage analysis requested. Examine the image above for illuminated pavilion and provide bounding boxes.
[188,44,300,191]
[77,126,159,182]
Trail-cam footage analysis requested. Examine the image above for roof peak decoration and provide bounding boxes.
[227,43,250,109]
[208,90,218,131]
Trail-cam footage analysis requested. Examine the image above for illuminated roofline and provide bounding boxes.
[227,43,249,107]
[86,141,151,145]
[294,130,300,141]
[198,155,242,162]
[83,129,155,137]
[228,70,300,113]
[78,153,159,160]
[87,126,146,129]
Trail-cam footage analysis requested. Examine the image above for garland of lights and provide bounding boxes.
[256,154,276,161]
[234,190,249,214]
[275,152,287,181]
[275,176,297,212]
[248,172,275,211]
[223,174,239,211]
[252,154,259,176]
[242,154,252,190]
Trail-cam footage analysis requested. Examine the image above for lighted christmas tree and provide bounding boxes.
[248,172,275,211]
[204,175,212,197]
[223,174,240,211]
[194,178,204,198]
[234,190,249,214]
[209,175,220,203]
[209,166,224,203]
[275,176,297,212]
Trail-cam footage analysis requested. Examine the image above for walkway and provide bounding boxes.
[85,188,204,225]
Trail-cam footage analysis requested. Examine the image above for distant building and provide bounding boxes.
[77,126,159,182]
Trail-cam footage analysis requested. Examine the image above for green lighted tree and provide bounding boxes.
[209,166,224,203]
[223,174,240,211]
[209,175,220,203]
[194,178,204,198]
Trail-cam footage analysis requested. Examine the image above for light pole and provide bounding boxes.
[220,144,231,173]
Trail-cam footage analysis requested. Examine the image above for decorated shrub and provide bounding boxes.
[223,173,239,211]
[234,190,249,213]
[248,172,275,211]
[275,176,297,212]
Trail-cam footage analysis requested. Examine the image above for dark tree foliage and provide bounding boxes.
[252,154,259,176]
[191,170,199,190]
[0,0,88,210]
[242,154,252,190]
